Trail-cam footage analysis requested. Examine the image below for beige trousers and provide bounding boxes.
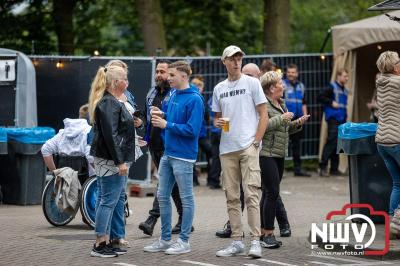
[220,145,261,240]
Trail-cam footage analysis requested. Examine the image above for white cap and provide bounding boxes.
[221,45,245,60]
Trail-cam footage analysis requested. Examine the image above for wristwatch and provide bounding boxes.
[252,141,260,148]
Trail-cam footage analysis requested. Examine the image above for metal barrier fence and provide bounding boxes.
[159,54,333,159]
[30,56,154,182]
[29,54,332,181]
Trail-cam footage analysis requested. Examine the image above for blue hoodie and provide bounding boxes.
[164,85,204,160]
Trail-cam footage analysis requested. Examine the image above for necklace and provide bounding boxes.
[227,76,241,89]
[227,80,239,89]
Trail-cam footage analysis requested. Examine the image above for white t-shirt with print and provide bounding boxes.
[212,74,267,155]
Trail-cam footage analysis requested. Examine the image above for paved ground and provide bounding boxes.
[1,172,399,266]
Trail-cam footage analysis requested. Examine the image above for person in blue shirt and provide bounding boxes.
[191,76,212,187]
[207,96,222,189]
[283,64,310,177]
[144,61,204,255]
[318,69,349,177]
[139,61,187,237]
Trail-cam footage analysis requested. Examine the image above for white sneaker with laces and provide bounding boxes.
[216,241,245,257]
[143,238,171,252]
[165,238,191,255]
[248,240,262,258]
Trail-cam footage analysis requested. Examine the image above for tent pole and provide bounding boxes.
[319,29,332,53]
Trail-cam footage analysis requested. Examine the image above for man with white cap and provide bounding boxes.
[212,45,268,258]
[215,62,260,238]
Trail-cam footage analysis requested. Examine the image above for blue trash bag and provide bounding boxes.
[0,128,7,143]
[338,122,377,140]
[5,127,56,144]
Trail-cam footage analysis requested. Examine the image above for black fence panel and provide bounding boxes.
[31,56,154,182]
[32,57,153,130]
[159,54,333,159]
[30,54,332,178]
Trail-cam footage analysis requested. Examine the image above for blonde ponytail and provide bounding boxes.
[88,65,127,124]
[88,67,107,124]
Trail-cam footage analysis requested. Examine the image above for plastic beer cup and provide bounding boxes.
[221,118,230,132]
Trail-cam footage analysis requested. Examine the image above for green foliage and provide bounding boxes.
[0,0,388,55]
[73,0,143,56]
[0,0,56,54]
[161,0,264,55]
[290,0,382,53]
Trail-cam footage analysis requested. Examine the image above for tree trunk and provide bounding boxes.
[53,0,76,55]
[263,0,290,54]
[136,0,167,56]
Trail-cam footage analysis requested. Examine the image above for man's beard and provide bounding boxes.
[156,79,170,89]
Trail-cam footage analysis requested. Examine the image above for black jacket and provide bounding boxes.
[145,86,170,152]
[90,92,135,165]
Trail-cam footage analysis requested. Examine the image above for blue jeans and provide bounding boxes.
[110,175,127,240]
[377,144,400,215]
[95,173,126,237]
[157,156,194,242]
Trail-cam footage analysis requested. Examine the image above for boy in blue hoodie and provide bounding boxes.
[143,61,204,255]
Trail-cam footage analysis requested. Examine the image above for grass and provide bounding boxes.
[284,158,319,172]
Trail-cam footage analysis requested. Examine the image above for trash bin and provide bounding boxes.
[0,128,6,154]
[0,127,55,205]
[337,122,391,224]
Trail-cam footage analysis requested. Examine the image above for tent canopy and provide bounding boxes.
[320,11,400,172]
[332,11,400,56]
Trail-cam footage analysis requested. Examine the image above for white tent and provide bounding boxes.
[319,11,400,171]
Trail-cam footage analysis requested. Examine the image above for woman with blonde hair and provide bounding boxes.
[375,51,400,237]
[100,60,144,250]
[258,71,309,248]
[89,64,136,257]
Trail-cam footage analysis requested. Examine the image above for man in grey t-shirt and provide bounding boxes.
[212,45,268,259]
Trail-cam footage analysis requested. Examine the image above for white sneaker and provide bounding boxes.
[143,238,171,252]
[216,241,245,257]
[248,240,262,258]
[165,238,191,255]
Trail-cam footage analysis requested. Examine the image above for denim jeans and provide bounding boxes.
[157,156,194,242]
[110,175,127,240]
[148,149,183,219]
[95,173,126,237]
[377,144,400,215]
